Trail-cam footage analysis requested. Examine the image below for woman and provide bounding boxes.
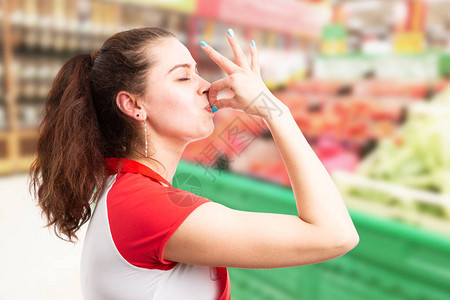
[29,27,359,300]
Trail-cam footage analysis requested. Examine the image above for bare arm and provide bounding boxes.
[264,101,359,243]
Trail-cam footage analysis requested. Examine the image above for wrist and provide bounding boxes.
[262,98,290,125]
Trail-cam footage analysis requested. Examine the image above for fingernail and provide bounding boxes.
[227,29,234,37]
[200,41,208,47]
[251,40,256,47]
[212,106,218,113]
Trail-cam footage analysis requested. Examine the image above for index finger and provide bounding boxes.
[208,76,233,106]
[200,41,240,75]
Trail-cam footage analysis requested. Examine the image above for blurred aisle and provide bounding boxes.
[0,174,85,300]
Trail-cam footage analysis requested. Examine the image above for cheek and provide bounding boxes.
[151,91,199,127]
[162,88,198,115]
[151,90,182,115]
[157,84,195,107]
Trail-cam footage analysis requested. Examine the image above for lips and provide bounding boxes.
[204,103,213,112]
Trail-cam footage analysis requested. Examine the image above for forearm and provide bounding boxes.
[263,99,358,241]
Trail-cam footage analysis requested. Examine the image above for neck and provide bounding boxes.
[130,137,187,186]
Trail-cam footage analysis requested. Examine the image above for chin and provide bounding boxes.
[190,122,215,142]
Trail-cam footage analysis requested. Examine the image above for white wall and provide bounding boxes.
[0,174,86,300]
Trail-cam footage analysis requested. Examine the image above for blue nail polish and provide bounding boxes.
[212,106,218,113]
[200,41,208,47]
[227,29,234,37]
[251,40,256,47]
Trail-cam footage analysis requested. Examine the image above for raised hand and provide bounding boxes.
[200,29,286,120]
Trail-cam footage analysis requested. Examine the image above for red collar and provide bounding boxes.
[104,157,172,187]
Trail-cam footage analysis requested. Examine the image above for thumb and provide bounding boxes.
[213,97,235,110]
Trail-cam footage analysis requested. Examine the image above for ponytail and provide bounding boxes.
[29,54,107,243]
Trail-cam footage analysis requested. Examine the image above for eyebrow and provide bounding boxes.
[167,63,198,75]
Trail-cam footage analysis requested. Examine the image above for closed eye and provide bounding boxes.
[178,78,191,81]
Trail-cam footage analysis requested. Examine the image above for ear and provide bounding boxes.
[116,91,146,121]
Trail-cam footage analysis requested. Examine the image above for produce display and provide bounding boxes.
[274,90,404,144]
[287,78,448,99]
[334,86,450,233]
[272,86,408,173]
[357,86,450,195]
[359,89,450,195]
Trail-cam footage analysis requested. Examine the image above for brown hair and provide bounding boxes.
[28,27,175,243]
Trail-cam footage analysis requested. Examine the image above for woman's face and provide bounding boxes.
[142,37,214,143]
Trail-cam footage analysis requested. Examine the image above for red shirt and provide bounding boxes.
[80,157,231,300]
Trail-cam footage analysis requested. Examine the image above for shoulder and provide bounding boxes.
[108,172,211,211]
[113,172,163,190]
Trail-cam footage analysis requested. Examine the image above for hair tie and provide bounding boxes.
[90,48,100,63]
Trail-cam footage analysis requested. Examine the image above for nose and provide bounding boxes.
[197,76,211,96]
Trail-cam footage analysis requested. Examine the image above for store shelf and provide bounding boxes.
[0,129,38,175]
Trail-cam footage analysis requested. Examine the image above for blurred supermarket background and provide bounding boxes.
[1,0,450,299]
